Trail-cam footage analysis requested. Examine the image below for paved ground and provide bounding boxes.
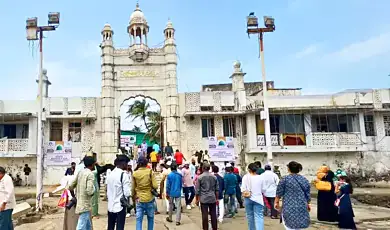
[14,197,390,230]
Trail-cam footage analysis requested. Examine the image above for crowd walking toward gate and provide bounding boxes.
[0,140,358,230]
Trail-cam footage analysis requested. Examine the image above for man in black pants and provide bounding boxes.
[195,163,219,230]
[106,156,131,230]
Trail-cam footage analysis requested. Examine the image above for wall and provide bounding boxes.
[0,157,37,185]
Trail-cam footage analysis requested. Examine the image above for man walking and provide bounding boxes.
[164,142,173,157]
[195,163,219,230]
[261,164,280,218]
[23,164,31,186]
[132,156,158,230]
[107,156,131,230]
[223,164,237,218]
[212,165,225,223]
[0,167,16,230]
[69,156,96,230]
[166,162,183,226]
[182,162,195,210]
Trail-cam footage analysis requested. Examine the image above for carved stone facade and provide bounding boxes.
[99,4,180,163]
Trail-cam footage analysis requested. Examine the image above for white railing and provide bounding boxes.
[312,132,362,147]
[257,134,280,146]
[0,139,29,152]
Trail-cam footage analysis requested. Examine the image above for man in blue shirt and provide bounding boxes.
[152,141,160,153]
[166,162,183,226]
[223,164,237,218]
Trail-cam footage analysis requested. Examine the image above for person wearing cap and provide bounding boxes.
[223,163,238,218]
[132,156,158,230]
[261,164,280,219]
[182,161,196,210]
[166,162,183,225]
[68,156,97,230]
[106,155,131,229]
[195,163,219,230]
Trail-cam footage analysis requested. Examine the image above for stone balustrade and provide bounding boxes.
[0,139,29,153]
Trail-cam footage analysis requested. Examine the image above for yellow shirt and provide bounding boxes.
[132,167,158,203]
[150,151,158,162]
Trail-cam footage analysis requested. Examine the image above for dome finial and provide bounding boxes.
[136,1,139,9]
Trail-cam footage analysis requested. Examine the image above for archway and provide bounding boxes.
[119,95,163,156]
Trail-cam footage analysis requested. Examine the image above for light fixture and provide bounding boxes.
[247,13,259,28]
[26,17,38,40]
[264,16,275,29]
[48,12,60,25]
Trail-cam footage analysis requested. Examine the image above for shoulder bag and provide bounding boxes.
[242,174,252,198]
[150,170,160,197]
[120,172,132,209]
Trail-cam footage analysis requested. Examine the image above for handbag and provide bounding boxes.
[150,170,159,197]
[120,172,132,209]
[242,174,252,198]
[315,180,332,191]
[334,194,345,207]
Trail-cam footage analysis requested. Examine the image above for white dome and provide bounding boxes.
[233,60,241,69]
[130,3,147,25]
[102,23,112,31]
[166,19,174,29]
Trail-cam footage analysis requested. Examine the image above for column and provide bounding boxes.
[358,112,367,146]
[246,114,256,150]
[304,114,312,147]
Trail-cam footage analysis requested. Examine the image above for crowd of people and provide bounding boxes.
[0,146,357,230]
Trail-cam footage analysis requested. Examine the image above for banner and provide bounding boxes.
[208,136,235,162]
[120,135,136,147]
[46,141,72,166]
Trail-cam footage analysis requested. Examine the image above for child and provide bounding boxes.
[336,176,356,230]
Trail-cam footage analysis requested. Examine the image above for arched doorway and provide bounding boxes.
[119,95,164,157]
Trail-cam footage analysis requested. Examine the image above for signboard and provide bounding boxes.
[208,136,235,162]
[121,70,158,78]
[46,141,72,166]
[120,135,136,147]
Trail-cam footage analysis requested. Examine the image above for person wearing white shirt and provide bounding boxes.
[107,157,131,230]
[260,165,280,219]
[241,163,266,230]
[0,167,16,230]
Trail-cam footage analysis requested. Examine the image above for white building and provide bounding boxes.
[1,4,389,184]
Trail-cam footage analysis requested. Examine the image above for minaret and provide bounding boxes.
[230,61,246,110]
[163,19,180,150]
[100,23,116,163]
[128,3,148,46]
[36,69,51,98]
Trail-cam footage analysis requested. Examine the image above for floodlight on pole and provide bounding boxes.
[246,12,275,167]
[25,13,59,212]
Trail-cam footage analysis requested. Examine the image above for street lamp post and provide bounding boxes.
[26,13,60,211]
[246,13,275,166]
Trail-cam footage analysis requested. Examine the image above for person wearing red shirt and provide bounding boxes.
[174,149,186,165]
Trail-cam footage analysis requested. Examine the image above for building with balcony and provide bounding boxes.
[0,73,100,185]
[182,61,390,179]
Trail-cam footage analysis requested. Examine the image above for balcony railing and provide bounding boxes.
[257,134,280,146]
[311,132,362,147]
[0,139,29,152]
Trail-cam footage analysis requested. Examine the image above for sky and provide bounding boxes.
[1,0,390,101]
[120,96,160,131]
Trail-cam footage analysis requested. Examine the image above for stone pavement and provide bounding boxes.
[14,198,390,230]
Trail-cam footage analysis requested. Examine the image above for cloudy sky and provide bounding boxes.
[0,0,389,100]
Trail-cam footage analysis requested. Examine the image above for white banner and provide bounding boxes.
[208,136,235,162]
[46,141,72,166]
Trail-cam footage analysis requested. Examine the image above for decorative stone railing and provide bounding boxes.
[257,134,280,146]
[312,132,362,147]
[0,139,29,152]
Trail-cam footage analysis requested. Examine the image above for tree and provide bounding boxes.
[145,111,163,142]
[127,99,150,131]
